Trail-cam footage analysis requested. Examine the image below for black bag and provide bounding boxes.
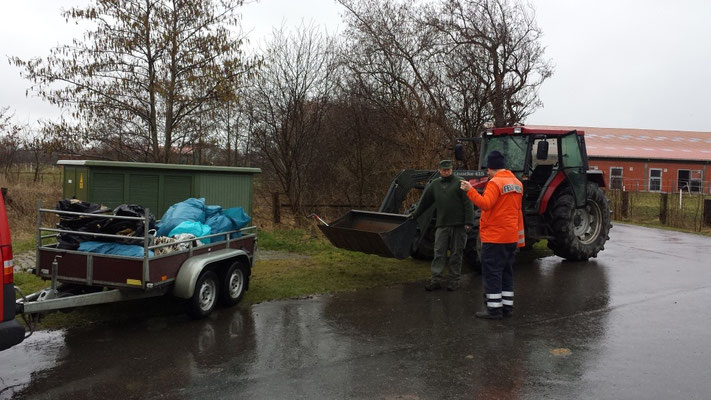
[55,200,156,249]
[99,204,156,245]
[56,199,113,250]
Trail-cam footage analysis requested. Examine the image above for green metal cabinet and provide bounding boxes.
[58,160,261,217]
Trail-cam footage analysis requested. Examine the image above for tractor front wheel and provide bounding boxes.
[547,183,611,261]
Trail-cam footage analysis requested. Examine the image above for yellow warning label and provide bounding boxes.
[126,279,142,286]
[79,173,84,189]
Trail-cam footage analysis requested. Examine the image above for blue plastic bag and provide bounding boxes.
[224,207,251,229]
[205,214,233,243]
[205,205,223,218]
[168,220,211,238]
[204,207,251,243]
[156,198,206,236]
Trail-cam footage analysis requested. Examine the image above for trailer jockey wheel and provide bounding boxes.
[188,271,219,319]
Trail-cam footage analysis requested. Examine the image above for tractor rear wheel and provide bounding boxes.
[547,182,611,261]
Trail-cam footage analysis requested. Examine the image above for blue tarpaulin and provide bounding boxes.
[78,241,154,258]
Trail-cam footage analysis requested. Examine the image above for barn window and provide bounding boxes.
[678,169,702,193]
[610,167,623,189]
[649,168,662,192]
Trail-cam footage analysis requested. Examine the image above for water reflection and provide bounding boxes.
[10,306,256,400]
[317,256,612,398]
[0,330,65,399]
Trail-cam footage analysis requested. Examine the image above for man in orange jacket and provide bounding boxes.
[460,150,524,319]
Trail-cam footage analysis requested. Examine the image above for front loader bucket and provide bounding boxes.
[317,210,417,259]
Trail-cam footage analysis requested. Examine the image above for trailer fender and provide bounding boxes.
[173,249,248,299]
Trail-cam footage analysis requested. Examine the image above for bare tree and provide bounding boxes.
[338,0,451,168]
[23,124,59,182]
[11,0,255,163]
[246,24,338,215]
[432,0,553,128]
[337,0,552,169]
[325,97,404,208]
[0,107,24,176]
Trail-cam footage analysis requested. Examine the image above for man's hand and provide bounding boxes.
[465,224,473,232]
[460,180,473,192]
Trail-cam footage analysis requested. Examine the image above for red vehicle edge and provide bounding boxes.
[0,191,25,351]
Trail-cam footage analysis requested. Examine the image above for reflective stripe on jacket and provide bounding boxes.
[465,170,525,246]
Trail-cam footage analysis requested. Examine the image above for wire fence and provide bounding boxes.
[606,189,711,232]
[608,178,709,195]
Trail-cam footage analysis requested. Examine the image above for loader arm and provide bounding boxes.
[378,170,437,213]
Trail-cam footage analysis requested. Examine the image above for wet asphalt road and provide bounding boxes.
[2,223,711,399]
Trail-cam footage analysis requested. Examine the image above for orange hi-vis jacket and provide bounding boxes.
[465,169,525,247]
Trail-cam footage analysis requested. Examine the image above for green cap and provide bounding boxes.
[438,160,453,169]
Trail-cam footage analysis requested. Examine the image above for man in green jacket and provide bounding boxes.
[410,160,475,291]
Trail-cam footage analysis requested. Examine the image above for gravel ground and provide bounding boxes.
[14,251,36,273]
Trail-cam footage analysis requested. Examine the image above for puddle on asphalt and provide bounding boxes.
[0,329,66,399]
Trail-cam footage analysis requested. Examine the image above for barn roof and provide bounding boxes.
[526,125,711,162]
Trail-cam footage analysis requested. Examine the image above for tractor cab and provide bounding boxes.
[455,126,611,260]
[457,127,601,215]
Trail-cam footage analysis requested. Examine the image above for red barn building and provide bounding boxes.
[529,125,711,194]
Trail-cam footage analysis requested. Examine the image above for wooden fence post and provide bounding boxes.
[659,193,668,224]
[704,198,711,227]
[621,190,629,219]
[272,192,280,224]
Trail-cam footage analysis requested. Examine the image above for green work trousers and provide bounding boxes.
[431,226,467,285]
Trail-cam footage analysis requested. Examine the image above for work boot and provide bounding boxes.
[424,281,442,291]
[475,310,503,320]
[446,281,460,291]
[503,308,514,318]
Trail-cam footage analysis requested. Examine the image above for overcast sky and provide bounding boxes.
[1,0,710,132]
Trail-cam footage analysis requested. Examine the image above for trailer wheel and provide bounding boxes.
[220,262,248,306]
[188,271,219,319]
[547,182,611,261]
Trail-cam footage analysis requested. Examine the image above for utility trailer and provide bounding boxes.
[15,204,257,329]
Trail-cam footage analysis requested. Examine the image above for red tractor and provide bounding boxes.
[318,127,612,263]
[458,126,612,261]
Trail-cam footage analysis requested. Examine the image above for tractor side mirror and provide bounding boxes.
[454,143,464,161]
[536,141,549,160]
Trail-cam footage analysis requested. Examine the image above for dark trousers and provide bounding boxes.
[431,226,467,285]
[481,242,517,315]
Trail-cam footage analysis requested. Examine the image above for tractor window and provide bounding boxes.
[531,138,558,168]
[482,135,527,171]
[561,134,584,168]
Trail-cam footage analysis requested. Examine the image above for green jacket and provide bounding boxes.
[411,174,474,227]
